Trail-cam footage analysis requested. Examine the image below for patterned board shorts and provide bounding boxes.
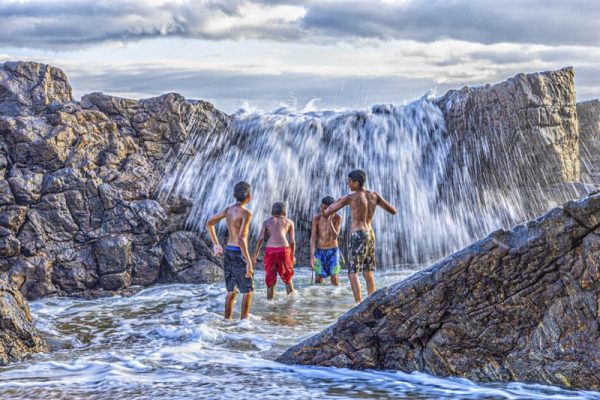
[314,247,342,278]
[348,229,376,273]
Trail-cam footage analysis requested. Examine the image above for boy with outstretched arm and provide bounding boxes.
[206,181,254,320]
[310,196,343,286]
[325,170,397,303]
[252,202,296,299]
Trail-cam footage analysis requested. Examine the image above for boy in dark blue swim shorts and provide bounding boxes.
[310,196,343,285]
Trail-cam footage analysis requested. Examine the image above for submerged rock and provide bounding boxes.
[0,280,48,365]
[277,193,600,391]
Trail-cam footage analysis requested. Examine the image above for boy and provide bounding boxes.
[206,181,254,320]
[252,202,295,299]
[325,170,397,303]
[310,196,342,286]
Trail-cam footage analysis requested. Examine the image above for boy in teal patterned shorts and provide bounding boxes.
[310,196,343,285]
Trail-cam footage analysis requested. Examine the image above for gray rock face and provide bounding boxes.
[578,99,600,183]
[0,61,229,299]
[0,280,49,365]
[0,62,72,116]
[277,192,600,391]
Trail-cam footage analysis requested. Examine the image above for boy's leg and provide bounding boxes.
[225,291,237,319]
[348,272,362,302]
[267,283,276,299]
[363,271,376,295]
[240,291,253,319]
[286,280,294,294]
[330,274,339,286]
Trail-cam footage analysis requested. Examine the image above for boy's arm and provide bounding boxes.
[237,210,254,277]
[288,220,296,264]
[206,208,227,255]
[330,214,342,237]
[324,195,349,218]
[252,222,266,264]
[376,192,397,215]
[309,216,318,269]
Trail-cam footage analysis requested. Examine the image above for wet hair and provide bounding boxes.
[321,196,335,206]
[233,181,251,202]
[348,170,367,187]
[271,201,286,216]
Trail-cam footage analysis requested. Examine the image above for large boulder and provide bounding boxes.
[0,280,49,365]
[578,99,600,183]
[277,193,600,391]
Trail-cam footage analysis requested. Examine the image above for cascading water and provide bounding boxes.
[159,95,585,268]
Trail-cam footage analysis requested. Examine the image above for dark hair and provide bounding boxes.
[233,181,251,202]
[271,201,286,216]
[321,196,335,206]
[348,170,367,187]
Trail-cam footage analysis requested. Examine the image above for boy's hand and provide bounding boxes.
[251,255,258,265]
[310,256,315,270]
[213,244,223,256]
[245,263,254,278]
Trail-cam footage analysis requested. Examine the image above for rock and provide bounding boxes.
[0,61,72,116]
[0,228,20,258]
[578,99,600,183]
[131,245,163,286]
[7,255,57,299]
[52,246,98,294]
[93,235,131,275]
[0,206,27,231]
[163,231,196,273]
[7,173,43,205]
[0,280,49,365]
[277,193,600,391]
[0,180,15,206]
[98,271,131,291]
[437,67,583,215]
[174,259,223,284]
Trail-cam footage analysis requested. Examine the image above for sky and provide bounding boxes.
[1,0,599,113]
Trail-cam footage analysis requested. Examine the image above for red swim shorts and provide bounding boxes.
[264,247,294,287]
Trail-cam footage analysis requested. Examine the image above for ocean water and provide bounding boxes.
[0,269,597,400]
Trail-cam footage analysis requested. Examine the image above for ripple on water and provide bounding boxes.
[0,269,598,400]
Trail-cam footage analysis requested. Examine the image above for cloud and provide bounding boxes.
[0,0,598,49]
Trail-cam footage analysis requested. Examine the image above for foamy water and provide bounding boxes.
[0,269,597,400]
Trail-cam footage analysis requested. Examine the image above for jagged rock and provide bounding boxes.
[93,235,131,276]
[7,173,43,205]
[0,205,27,231]
[438,67,580,197]
[6,255,56,299]
[163,231,223,283]
[0,61,72,116]
[0,280,49,365]
[0,180,14,206]
[0,228,20,258]
[578,99,600,183]
[277,193,600,391]
[98,271,131,291]
[52,246,98,294]
[131,245,163,286]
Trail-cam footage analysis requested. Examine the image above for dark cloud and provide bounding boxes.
[0,0,598,49]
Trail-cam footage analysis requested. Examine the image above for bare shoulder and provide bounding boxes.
[334,214,342,222]
[286,217,295,227]
[312,214,320,222]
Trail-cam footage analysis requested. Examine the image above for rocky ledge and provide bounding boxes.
[277,193,600,391]
[0,61,227,300]
[0,279,48,365]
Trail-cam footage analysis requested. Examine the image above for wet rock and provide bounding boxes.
[0,280,49,365]
[163,231,223,283]
[7,173,43,205]
[131,245,163,286]
[0,227,20,258]
[578,99,600,183]
[52,246,98,294]
[163,231,196,273]
[174,259,224,284]
[93,235,131,275]
[7,255,57,299]
[277,193,600,391]
[98,271,131,291]
[0,206,27,231]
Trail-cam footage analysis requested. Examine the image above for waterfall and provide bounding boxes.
[158,95,584,268]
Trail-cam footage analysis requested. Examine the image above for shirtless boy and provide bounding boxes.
[252,202,295,299]
[310,196,342,286]
[206,181,254,320]
[325,170,397,303]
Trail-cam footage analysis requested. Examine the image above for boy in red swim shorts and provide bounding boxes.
[252,202,295,299]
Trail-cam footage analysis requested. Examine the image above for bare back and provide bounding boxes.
[264,216,293,248]
[347,189,379,232]
[225,204,250,246]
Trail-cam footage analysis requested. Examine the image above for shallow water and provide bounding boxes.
[0,269,598,400]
